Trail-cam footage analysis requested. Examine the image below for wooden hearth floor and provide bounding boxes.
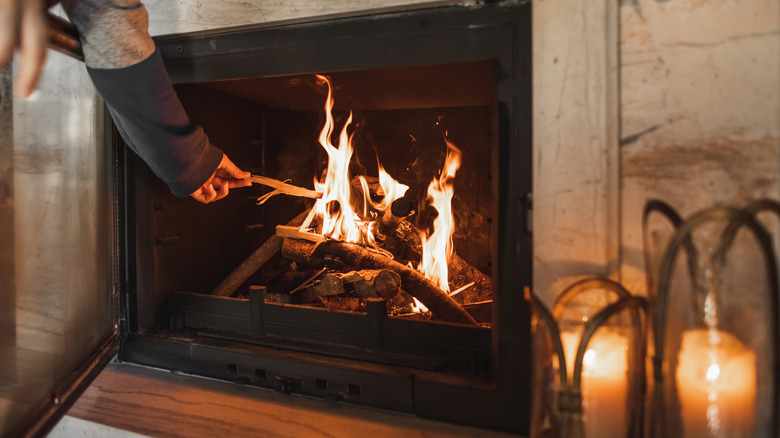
[58,361,520,437]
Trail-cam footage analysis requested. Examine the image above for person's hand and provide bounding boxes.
[0,0,49,98]
[189,154,252,204]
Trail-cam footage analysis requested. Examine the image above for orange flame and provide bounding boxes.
[312,75,362,242]
[309,75,460,307]
[418,139,461,293]
[311,76,409,248]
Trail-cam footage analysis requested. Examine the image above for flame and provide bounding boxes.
[311,76,408,247]
[418,139,462,292]
[309,75,460,310]
[373,163,409,211]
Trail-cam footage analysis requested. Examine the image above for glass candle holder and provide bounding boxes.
[645,199,780,438]
[530,278,647,438]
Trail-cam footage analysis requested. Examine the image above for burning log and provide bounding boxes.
[281,238,478,325]
[278,268,401,305]
[210,210,310,297]
[336,269,401,300]
[301,273,345,302]
[275,225,326,243]
[385,220,493,303]
[372,197,414,244]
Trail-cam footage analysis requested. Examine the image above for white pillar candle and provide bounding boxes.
[560,329,629,438]
[676,329,756,438]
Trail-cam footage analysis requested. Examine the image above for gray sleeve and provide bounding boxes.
[88,50,223,197]
[62,0,223,197]
[61,0,156,69]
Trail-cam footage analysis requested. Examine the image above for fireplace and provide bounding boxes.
[119,2,531,433]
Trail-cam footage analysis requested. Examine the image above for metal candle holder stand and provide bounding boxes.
[530,277,647,438]
[642,199,780,438]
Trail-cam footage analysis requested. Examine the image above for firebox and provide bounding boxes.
[120,2,531,433]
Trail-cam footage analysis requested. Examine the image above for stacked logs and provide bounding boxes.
[209,176,490,326]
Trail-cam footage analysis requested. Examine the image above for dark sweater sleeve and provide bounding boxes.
[87,49,223,197]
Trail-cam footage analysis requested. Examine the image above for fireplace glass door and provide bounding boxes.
[0,49,118,436]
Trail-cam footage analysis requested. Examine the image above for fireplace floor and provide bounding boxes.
[59,361,520,437]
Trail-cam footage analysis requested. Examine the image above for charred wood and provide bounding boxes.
[383,220,493,304]
[281,238,478,325]
[210,210,310,297]
[336,269,401,300]
[320,295,365,313]
[372,197,414,244]
[304,274,345,301]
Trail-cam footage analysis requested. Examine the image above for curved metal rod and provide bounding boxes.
[642,200,689,299]
[707,199,780,438]
[653,206,779,438]
[529,292,571,388]
[712,199,780,269]
[568,296,648,438]
[551,277,632,320]
[571,296,648,389]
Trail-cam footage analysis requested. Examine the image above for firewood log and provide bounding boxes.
[384,220,493,303]
[281,238,478,325]
[372,197,414,244]
[336,269,401,300]
[306,274,345,299]
[210,210,310,297]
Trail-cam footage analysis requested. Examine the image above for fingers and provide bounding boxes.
[0,0,21,69]
[189,154,249,204]
[14,0,48,98]
[214,180,229,201]
[226,178,252,189]
[216,154,251,180]
[190,183,216,204]
[189,181,229,204]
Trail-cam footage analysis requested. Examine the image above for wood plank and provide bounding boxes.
[275,225,326,243]
[64,362,519,438]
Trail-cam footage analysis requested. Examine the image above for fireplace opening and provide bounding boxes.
[119,3,531,433]
[164,61,496,319]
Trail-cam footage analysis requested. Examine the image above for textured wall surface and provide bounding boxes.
[533,0,620,301]
[144,0,465,35]
[619,0,780,294]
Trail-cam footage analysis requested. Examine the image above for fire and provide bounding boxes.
[417,139,462,293]
[309,75,461,303]
[311,75,408,247]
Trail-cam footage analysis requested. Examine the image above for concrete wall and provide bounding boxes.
[619,0,780,295]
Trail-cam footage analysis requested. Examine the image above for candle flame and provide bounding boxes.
[583,349,597,369]
[705,363,720,382]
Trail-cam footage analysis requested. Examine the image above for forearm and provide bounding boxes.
[62,0,222,197]
[89,50,224,197]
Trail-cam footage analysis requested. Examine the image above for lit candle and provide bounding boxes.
[560,329,629,438]
[676,329,756,438]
